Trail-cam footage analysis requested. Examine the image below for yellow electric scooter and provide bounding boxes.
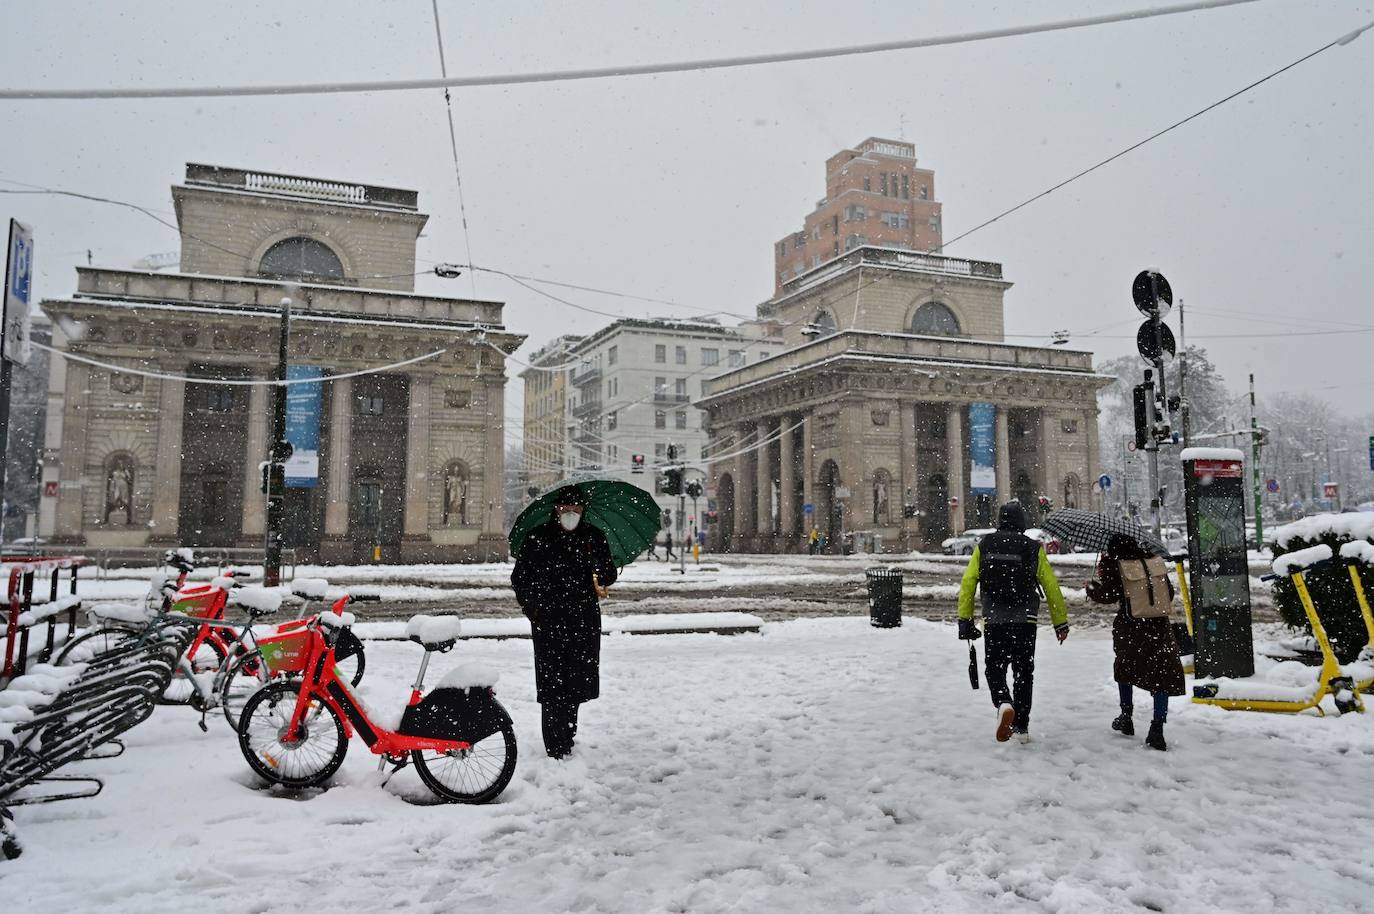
[1337,543,1374,693]
[1191,545,1363,716]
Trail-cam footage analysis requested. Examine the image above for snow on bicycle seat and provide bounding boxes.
[317,610,356,629]
[232,585,283,617]
[87,602,153,625]
[405,614,462,650]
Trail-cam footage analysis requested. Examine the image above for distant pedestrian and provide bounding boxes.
[1086,533,1185,751]
[808,527,820,555]
[664,531,677,561]
[510,485,617,759]
[646,538,659,561]
[957,501,1069,743]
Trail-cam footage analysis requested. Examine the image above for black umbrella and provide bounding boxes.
[968,642,980,690]
[1040,508,1168,557]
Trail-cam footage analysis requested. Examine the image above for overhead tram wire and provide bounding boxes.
[0,1,1259,100]
[429,0,479,300]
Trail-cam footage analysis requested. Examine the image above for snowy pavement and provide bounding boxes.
[6,618,1373,913]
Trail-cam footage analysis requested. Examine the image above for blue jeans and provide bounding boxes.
[1119,682,1169,721]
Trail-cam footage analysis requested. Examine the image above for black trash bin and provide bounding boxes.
[866,566,903,628]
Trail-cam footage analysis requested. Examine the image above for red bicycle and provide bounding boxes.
[236,608,516,804]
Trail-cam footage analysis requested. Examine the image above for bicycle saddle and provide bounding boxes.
[404,614,462,652]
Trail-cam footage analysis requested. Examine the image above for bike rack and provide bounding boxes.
[1,556,87,682]
[1192,548,1364,716]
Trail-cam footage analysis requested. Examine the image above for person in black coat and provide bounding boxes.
[1085,533,1185,751]
[511,485,618,759]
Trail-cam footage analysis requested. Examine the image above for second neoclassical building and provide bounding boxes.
[39,163,522,563]
[699,245,1110,553]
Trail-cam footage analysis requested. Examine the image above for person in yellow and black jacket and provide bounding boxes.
[957,501,1069,743]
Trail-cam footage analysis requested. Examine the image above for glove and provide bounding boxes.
[1054,623,1070,644]
[958,618,981,641]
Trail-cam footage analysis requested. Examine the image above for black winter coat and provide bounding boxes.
[1086,548,1186,697]
[510,519,618,704]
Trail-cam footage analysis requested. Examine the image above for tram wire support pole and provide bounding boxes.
[264,294,292,587]
[1249,373,1264,550]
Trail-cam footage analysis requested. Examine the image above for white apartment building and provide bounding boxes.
[519,334,584,492]
[561,318,783,530]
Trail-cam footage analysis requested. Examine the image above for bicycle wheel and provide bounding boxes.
[333,629,366,686]
[54,626,141,665]
[220,650,272,728]
[411,715,517,804]
[238,681,348,789]
[161,637,227,705]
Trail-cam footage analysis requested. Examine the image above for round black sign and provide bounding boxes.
[1132,269,1173,317]
[1137,320,1176,364]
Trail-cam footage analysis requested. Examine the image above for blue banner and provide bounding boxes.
[285,365,323,487]
[969,402,996,495]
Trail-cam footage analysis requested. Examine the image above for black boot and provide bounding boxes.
[1146,720,1167,751]
[1111,707,1134,737]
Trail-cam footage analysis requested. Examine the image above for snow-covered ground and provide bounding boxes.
[6,618,1373,913]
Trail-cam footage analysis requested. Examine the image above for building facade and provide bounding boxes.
[773,138,942,295]
[519,335,583,493]
[39,163,523,563]
[547,319,783,527]
[701,245,1110,554]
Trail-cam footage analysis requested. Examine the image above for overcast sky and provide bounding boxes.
[2,0,1372,436]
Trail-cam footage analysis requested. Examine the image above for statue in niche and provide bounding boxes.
[104,454,135,526]
[873,477,889,525]
[443,462,469,525]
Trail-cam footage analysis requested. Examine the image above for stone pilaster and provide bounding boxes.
[149,374,185,543]
[995,406,1011,508]
[323,376,352,536]
[801,413,815,537]
[756,416,775,538]
[947,403,966,533]
[403,374,432,537]
[735,422,755,541]
[240,380,269,538]
[53,363,90,539]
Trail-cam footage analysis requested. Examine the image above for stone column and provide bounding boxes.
[480,378,507,559]
[53,362,91,539]
[779,414,797,543]
[149,375,185,543]
[801,413,815,537]
[1085,404,1100,510]
[995,406,1011,507]
[756,416,775,538]
[240,380,269,538]
[946,403,966,533]
[735,422,755,540]
[403,375,432,537]
[323,376,352,537]
[900,401,920,545]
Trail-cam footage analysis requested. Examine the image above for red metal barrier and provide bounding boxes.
[2,556,88,680]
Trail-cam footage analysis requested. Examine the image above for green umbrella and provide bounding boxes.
[508,480,662,568]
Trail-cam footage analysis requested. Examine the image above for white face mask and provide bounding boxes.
[559,511,582,531]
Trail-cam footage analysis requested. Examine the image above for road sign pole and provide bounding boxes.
[1250,373,1263,550]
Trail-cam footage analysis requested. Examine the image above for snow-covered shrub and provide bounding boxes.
[1267,514,1374,663]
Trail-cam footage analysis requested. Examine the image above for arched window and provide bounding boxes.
[442,460,470,525]
[911,301,961,336]
[872,469,892,525]
[808,309,837,338]
[258,236,345,282]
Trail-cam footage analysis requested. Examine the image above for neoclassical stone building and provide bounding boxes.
[699,246,1109,553]
[39,163,522,563]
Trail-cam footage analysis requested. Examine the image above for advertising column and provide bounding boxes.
[969,402,997,526]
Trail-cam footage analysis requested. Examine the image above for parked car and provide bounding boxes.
[941,528,996,556]
[1024,527,1062,554]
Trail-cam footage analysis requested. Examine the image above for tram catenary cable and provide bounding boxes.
[0,1,1260,100]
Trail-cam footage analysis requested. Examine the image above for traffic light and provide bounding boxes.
[705,510,719,525]
[663,467,683,496]
[261,462,286,502]
[662,508,672,528]
[631,454,645,474]
[685,480,703,499]
[1132,382,1151,450]
[1037,495,1052,517]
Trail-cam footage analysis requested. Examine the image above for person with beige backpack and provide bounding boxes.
[1085,533,1186,750]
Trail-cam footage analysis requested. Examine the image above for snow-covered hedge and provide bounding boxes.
[1266,513,1374,663]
